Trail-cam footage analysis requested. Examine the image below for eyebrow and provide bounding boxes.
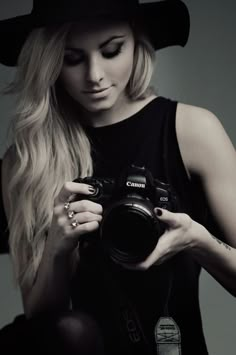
[65,35,126,51]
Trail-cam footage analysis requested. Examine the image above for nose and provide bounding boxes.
[86,56,104,84]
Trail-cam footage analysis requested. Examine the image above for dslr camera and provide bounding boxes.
[74,165,179,264]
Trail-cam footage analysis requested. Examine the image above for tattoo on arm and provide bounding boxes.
[210,234,231,251]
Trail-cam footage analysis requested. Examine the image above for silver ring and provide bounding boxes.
[71,219,79,228]
[64,201,70,211]
[68,210,75,219]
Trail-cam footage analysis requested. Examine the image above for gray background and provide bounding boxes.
[0,1,236,354]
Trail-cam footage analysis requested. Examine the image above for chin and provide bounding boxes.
[86,105,113,113]
[83,98,116,113]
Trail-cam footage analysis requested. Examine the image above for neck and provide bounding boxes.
[57,83,156,128]
[81,94,134,128]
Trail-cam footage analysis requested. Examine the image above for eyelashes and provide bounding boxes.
[103,44,123,58]
[63,43,124,66]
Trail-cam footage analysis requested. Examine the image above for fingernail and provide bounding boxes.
[88,186,96,194]
[155,208,162,216]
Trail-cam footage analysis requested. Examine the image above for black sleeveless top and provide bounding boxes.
[0,97,225,353]
[71,97,210,354]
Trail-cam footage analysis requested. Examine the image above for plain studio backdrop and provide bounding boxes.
[0,1,236,354]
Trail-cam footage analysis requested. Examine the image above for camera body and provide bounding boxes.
[74,165,179,264]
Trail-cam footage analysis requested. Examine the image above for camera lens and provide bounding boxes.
[101,201,163,264]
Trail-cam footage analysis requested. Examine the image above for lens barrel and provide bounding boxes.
[100,198,163,264]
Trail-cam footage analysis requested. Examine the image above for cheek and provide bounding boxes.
[111,54,134,86]
[59,69,83,95]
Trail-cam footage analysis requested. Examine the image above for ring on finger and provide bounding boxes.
[64,201,70,211]
[71,219,79,228]
[68,210,75,219]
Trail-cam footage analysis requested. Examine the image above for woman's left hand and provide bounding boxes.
[122,208,206,271]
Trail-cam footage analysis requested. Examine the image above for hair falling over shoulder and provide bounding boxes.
[4,21,156,289]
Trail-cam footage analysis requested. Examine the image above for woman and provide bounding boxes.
[0,0,236,354]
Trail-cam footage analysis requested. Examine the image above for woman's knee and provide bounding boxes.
[55,310,105,354]
[0,311,105,354]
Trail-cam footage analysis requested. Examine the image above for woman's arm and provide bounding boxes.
[177,103,236,246]
[176,103,236,295]
[126,103,236,297]
[1,148,102,318]
[1,149,73,318]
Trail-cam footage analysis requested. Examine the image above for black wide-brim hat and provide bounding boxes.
[0,0,190,67]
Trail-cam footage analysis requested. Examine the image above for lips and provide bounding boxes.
[83,86,112,99]
[84,87,109,94]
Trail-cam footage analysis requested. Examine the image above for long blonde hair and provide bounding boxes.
[5,20,156,289]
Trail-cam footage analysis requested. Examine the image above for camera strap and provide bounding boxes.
[99,257,152,354]
[153,269,182,355]
[100,254,177,355]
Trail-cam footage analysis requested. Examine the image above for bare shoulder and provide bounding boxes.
[175,102,235,176]
[176,102,224,136]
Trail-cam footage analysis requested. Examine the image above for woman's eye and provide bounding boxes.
[63,43,124,65]
[102,44,123,59]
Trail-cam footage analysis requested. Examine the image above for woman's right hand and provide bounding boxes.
[47,181,103,256]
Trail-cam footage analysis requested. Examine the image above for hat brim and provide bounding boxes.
[136,1,190,50]
[0,14,33,66]
[0,0,190,67]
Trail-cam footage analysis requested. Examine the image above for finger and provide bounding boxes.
[154,208,181,228]
[54,200,103,220]
[57,210,102,226]
[117,241,164,271]
[121,237,174,271]
[118,263,140,271]
[55,182,95,205]
[73,220,100,236]
[135,244,163,270]
[73,211,102,224]
[70,200,103,215]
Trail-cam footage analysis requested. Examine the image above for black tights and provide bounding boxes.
[0,311,105,355]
